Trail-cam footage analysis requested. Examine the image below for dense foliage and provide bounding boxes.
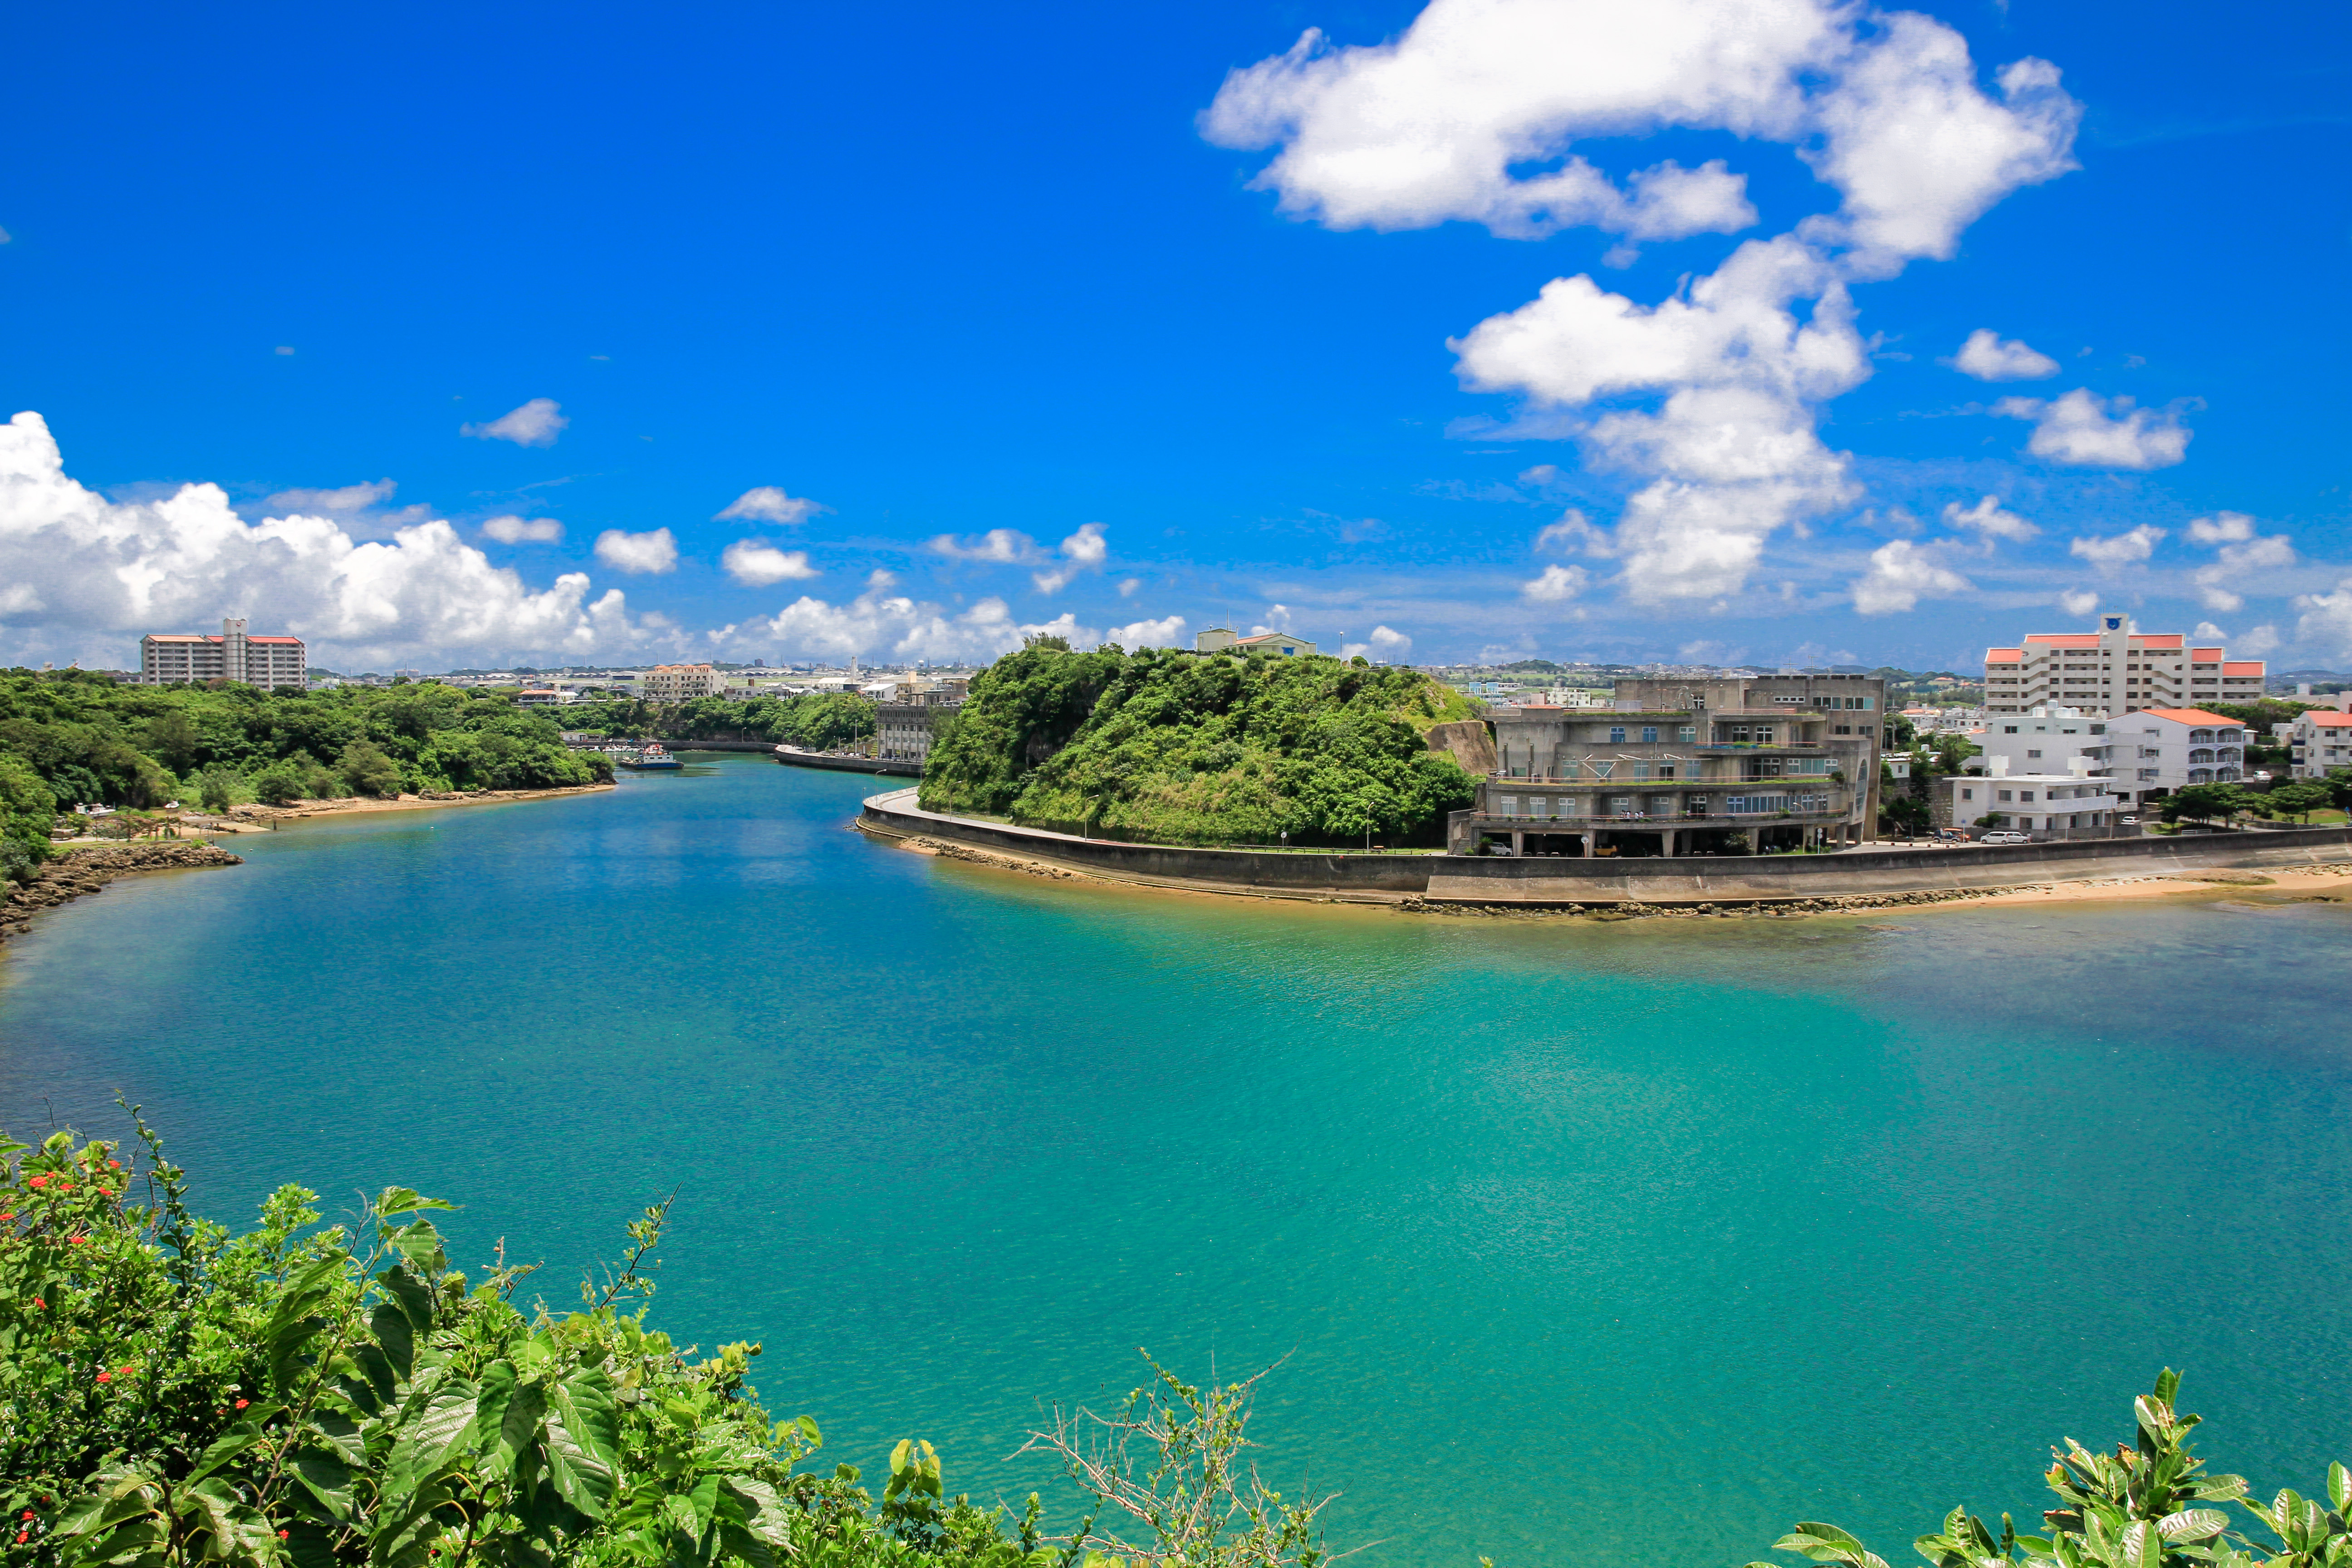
[919,647,1480,847]
[1747,1371,2352,1568]
[0,1121,1337,1568]
[559,695,876,752]
[0,673,610,877]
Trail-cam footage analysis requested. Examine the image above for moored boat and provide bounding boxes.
[618,743,684,771]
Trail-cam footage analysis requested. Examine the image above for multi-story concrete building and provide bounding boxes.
[876,685,965,767]
[1449,674,1885,857]
[1945,764,2125,836]
[140,618,307,688]
[642,663,724,703]
[1983,612,2266,716]
[2083,708,2249,799]
[2286,705,2352,779]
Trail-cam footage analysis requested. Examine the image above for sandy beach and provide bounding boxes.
[180,783,616,832]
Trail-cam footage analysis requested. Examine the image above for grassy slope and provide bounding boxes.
[919,647,1480,846]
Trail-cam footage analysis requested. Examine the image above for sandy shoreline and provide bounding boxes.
[179,782,615,832]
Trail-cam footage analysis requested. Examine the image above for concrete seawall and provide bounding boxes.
[856,788,2352,906]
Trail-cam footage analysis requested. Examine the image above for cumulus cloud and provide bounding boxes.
[1941,494,2037,544]
[2235,624,2280,657]
[1522,564,1590,602]
[0,410,641,668]
[2296,582,2352,660]
[1994,388,2190,468]
[1033,521,1110,594]
[1534,508,1607,554]
[1253,604,1297,633]
[2191,526,2294,612]
[734,571,1076,663]
[593,528,679,575]
[2060,588,2099,617]
[721,539,818,586]
[461,398,568,448]
[715,486,827,525]
[1206,0,2079,603]
[1107,613,1187,647]
[1117,577,1143,598]
[2068,524,2165,572]
[2187,511,2255,544]
[927,529,1039,564]
[1948,329,2059,382]
[1853,540,1972,614]
[481,515,564,544]
[265,478,397,514]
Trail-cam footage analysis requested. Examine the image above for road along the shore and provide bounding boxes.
[856,788,2352,911]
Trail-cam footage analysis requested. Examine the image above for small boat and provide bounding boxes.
[618,743,684,771]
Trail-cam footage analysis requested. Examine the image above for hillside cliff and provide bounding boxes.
[919,645,1481,846]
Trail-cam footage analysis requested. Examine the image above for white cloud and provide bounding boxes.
[1534,508,1607,554]
[266,478,397,513]
[2188,511,2255,544]
[0,226,11,244]
[715,486,827,525]
[1205,0,2078,604]
[1117,577,1142,598]
[927,529,1040,564]
[461,397,568,448]
[721,539,819,586]
[481,515,564,544]
[0,410,643,668]
[1341,627,1412,660]
[2193,621,2230,642]
[1941,494,2036,543]
[2236,624,2280,657]
[2191,528,2294,611]
[1522,564,1590,602]
[1947,329,2059,382]
[2060,588,2099,617]
[593,527,679,575]
[2297,582,2352,660]
[1253,604,1297,634]
[1853,539,1972,615]
[2068,524,2165,572]
[1107,613,1187,647]
[1032,521,1110,594]
[734,571,1083,663]
[1994,388,2190,469]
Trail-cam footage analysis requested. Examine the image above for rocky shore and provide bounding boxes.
[1,842,244,944]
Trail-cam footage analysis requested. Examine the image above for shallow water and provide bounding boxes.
[5,755,2350,1566]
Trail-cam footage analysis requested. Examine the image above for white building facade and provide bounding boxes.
[2288,708,2352,779]
[140,618,308,689]
[642,664,724,703]
[1946,767,2124,835]
[1983,612,2265,717]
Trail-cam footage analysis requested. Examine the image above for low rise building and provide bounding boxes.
[2288,707,2352,779]
[140,618,308,688]
[642,663,724,703]
[1450,674,1884,856]
[1945,764,2125,837]
[1193,628,1318,657]
[2082,708,2249,800]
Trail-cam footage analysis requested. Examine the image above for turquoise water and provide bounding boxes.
[5,754,2352,1566]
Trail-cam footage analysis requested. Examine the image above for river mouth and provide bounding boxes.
[5,751,2349,1567]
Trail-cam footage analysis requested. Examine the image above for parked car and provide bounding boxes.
[2118,814,2139,826]
[1980,830,2030,845]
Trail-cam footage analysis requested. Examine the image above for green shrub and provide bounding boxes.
[0,754,55,884]
[0,1120,1341,1568]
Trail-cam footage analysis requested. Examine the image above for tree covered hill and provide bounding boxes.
[558,691,875,751]
[919,645,1481,847]
[0,671,609,882]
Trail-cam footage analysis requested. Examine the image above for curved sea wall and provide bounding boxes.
[856,788,2352,906]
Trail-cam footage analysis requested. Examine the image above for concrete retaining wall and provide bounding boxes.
[778,750,920,778]
[857,788,2352,904]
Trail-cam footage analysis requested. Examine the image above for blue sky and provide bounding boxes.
[1,0,2346,672]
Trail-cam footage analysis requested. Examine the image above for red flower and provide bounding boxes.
[278,1530,289,1540]
[26,1176,45,1190]
[106,1160,121,1169]
[68,1235,87,1245]
[117,1365,132,1377]
[19,1510,30,1520]
[14,1531,25,1544]
[96,1372,111,1384]
[235,1398,249,1409]
[29,1298,42,1309]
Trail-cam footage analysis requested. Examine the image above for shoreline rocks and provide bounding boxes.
[2,842,244,945]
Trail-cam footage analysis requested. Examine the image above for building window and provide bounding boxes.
[1997,790,2013,802]
[1641,726,1658,743]
[1609,726,1626,743]
[1656,765,1674,780]
[1633,763,1652,780]
[2026,749,2042,759]
[1497,796,1517,816]
[1678,726,1697,742]
[1960,787,1974,801]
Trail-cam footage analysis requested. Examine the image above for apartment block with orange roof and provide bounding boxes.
[139,617,307,689]
[1982,611,2265,717]
[2288,707,2352,779]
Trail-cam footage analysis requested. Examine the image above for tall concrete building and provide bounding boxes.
[140,617,307,688]
[1983,612,2266,716]
[1452,673,1886,856]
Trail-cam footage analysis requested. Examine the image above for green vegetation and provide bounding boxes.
[560,695,877,753]
[0,671,612,880]
[920,646,1480,846]
[1746,1371,2352,1568]
[0,1119,1336,1568]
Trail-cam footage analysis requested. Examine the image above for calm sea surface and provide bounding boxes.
[5,755,2350,1565]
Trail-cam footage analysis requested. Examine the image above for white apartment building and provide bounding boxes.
[1946,764,2123,835]
[2084,708,2248,801]
[642,663,724,703]
[140,618,308,688]
[1984,612,2265,716]
[2288,707,2352,779]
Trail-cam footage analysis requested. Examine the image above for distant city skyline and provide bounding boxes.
[2,0,2343,674]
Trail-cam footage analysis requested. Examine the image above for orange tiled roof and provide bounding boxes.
[1985,647,2024,664]
[2137,708,2240,726]
[2190,647,2223,660]
[2221,662,2264,676]
[2024,634,2100,647]
[2140,634,2185,649]
[2305,711,2352,728]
